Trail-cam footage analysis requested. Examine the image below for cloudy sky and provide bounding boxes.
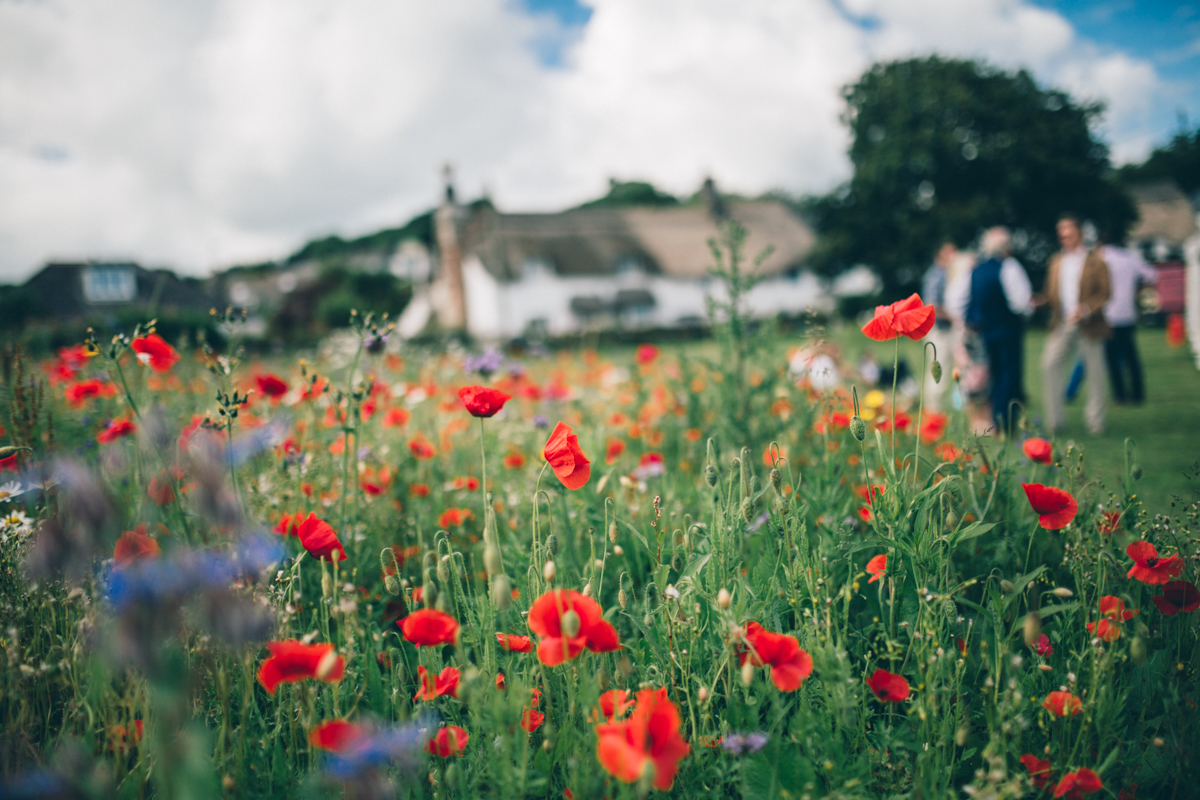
[1,0,1196,281]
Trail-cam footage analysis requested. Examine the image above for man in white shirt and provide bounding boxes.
[1102,240,1158,404]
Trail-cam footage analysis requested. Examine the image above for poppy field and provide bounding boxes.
[1,293,1198,799]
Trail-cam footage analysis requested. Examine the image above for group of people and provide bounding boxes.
[921,214,1157,436]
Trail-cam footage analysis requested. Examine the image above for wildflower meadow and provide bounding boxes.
[1,241,1198,799]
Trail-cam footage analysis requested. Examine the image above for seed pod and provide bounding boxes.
[608,519,619,542]
[850,415,866,442]
[769,468,782,494]
[384,575,401,596]
[490,575,512,608]
[931,359,943,384]
[1023,612,1041,646]
[546,533,559,556]
[704,464,719,488]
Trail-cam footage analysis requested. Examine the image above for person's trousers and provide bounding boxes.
[1104,325,1144,404]
[983,332,1023,433]
[1041,323,1107,434]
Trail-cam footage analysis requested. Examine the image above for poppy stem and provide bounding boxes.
[479,417,488,536]
[890,337,899,468]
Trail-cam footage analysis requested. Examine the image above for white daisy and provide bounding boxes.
[0,481,25,501]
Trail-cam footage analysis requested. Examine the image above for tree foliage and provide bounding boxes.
[1118,125,1200,195]
[806,57,1136,293]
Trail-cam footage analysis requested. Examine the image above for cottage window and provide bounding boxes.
[82,265,136,303]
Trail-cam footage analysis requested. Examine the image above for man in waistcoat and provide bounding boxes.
[965,227,1032,434]
[1039,214,1111,435]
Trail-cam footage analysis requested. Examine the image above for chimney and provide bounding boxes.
[435,164,467,331]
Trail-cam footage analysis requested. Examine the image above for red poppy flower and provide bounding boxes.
[1022,437,1053,465]
[866,554,887,583]
[1021,483,1078,529]
[113,525,161,565]
[399,608,460,647]
[458,386,512,418]
[635,344,659,365]
[866,669,910,702]
[1151,581,1200,615]
[527,589,620,666]
[496,633,533,653]
[503,450,527,469]
[1042,691,1082,717]
[414,665,460,701]
[919,412,947,444]
[934,441,961,461]
[131,334,180,373]
[108,719,144,753]
[1034,634,1054,657]
[426,726,469,758]
[295,513,346,562]
[438,508,473,528]
[861,293,937,342]
[382,407,410,428]
[273,512,299,537]
[255,373,289,400]
[595,687,690,791]
[309,720,368,752]
[605,438,626,465]
[409,482,431,497]
[0,454,17,471]
[1020,754,1053,791]
[1125,541,1183,585]
[544,422,591,490]
[409,437,436,460]
[65,378,118,408]
[495,673,506,691]
[1086,596,1137,642]
[98,418,136,444]
[595,689,634,721]
[257,641,345,694]
[1099,511,1122,535]
[148,474,176,505]
[1052,768,1102,799]
[742,627,813,692]
[521,706,546,733]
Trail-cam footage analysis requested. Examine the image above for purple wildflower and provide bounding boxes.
[721,732,768,755]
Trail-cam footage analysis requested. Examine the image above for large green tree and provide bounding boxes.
[806,57,1136,293]
[1118,125,1200,195]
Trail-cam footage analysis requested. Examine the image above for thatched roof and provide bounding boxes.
[1128,181,1197,246]
[459,195,815,282]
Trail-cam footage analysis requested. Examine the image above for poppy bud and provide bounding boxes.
[608,520,619,542]
[435,593,450,613]
[543,560,556,582]
[1051,587,1073,598]
[741,497,754,524]
[931,360,943,384]
[717,588,731,609]
[321,572,333,598]
[561,609,581,638]
[741,661,755,687]
[1132,464,1143,481]
[955,726,968,747]
[484,543,503,577]
[704,464,719,488]
[1130,636,1147,666]
[1000,580,1016,594]
[444,764,458,787]
[941,597,957,619]
[315,649,340,681]
[546,534,559,556]
[850,415,866,442]
[638,760,656,795]
[613,545,623,556]
[490,575,512,609]
[619,588,628,610]
[738,450,750,499]
[597,667,610,690]
[644,582,660,611]
[946,511,958,528]
[437,555,450,583]
[1023,612,1041,646]
[769,468,782,494]
[422,582,438,608]
[384,575,401,596]
[698,686,709,702]
[670,554,683,572]
[583,582,594,598]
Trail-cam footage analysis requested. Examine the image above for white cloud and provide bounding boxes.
[0,0,1172,281]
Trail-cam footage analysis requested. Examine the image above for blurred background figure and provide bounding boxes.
[1101,228,1158,405]
[1039,214,1112,435]
[965,227,1032,434]
[921,242,956,409]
